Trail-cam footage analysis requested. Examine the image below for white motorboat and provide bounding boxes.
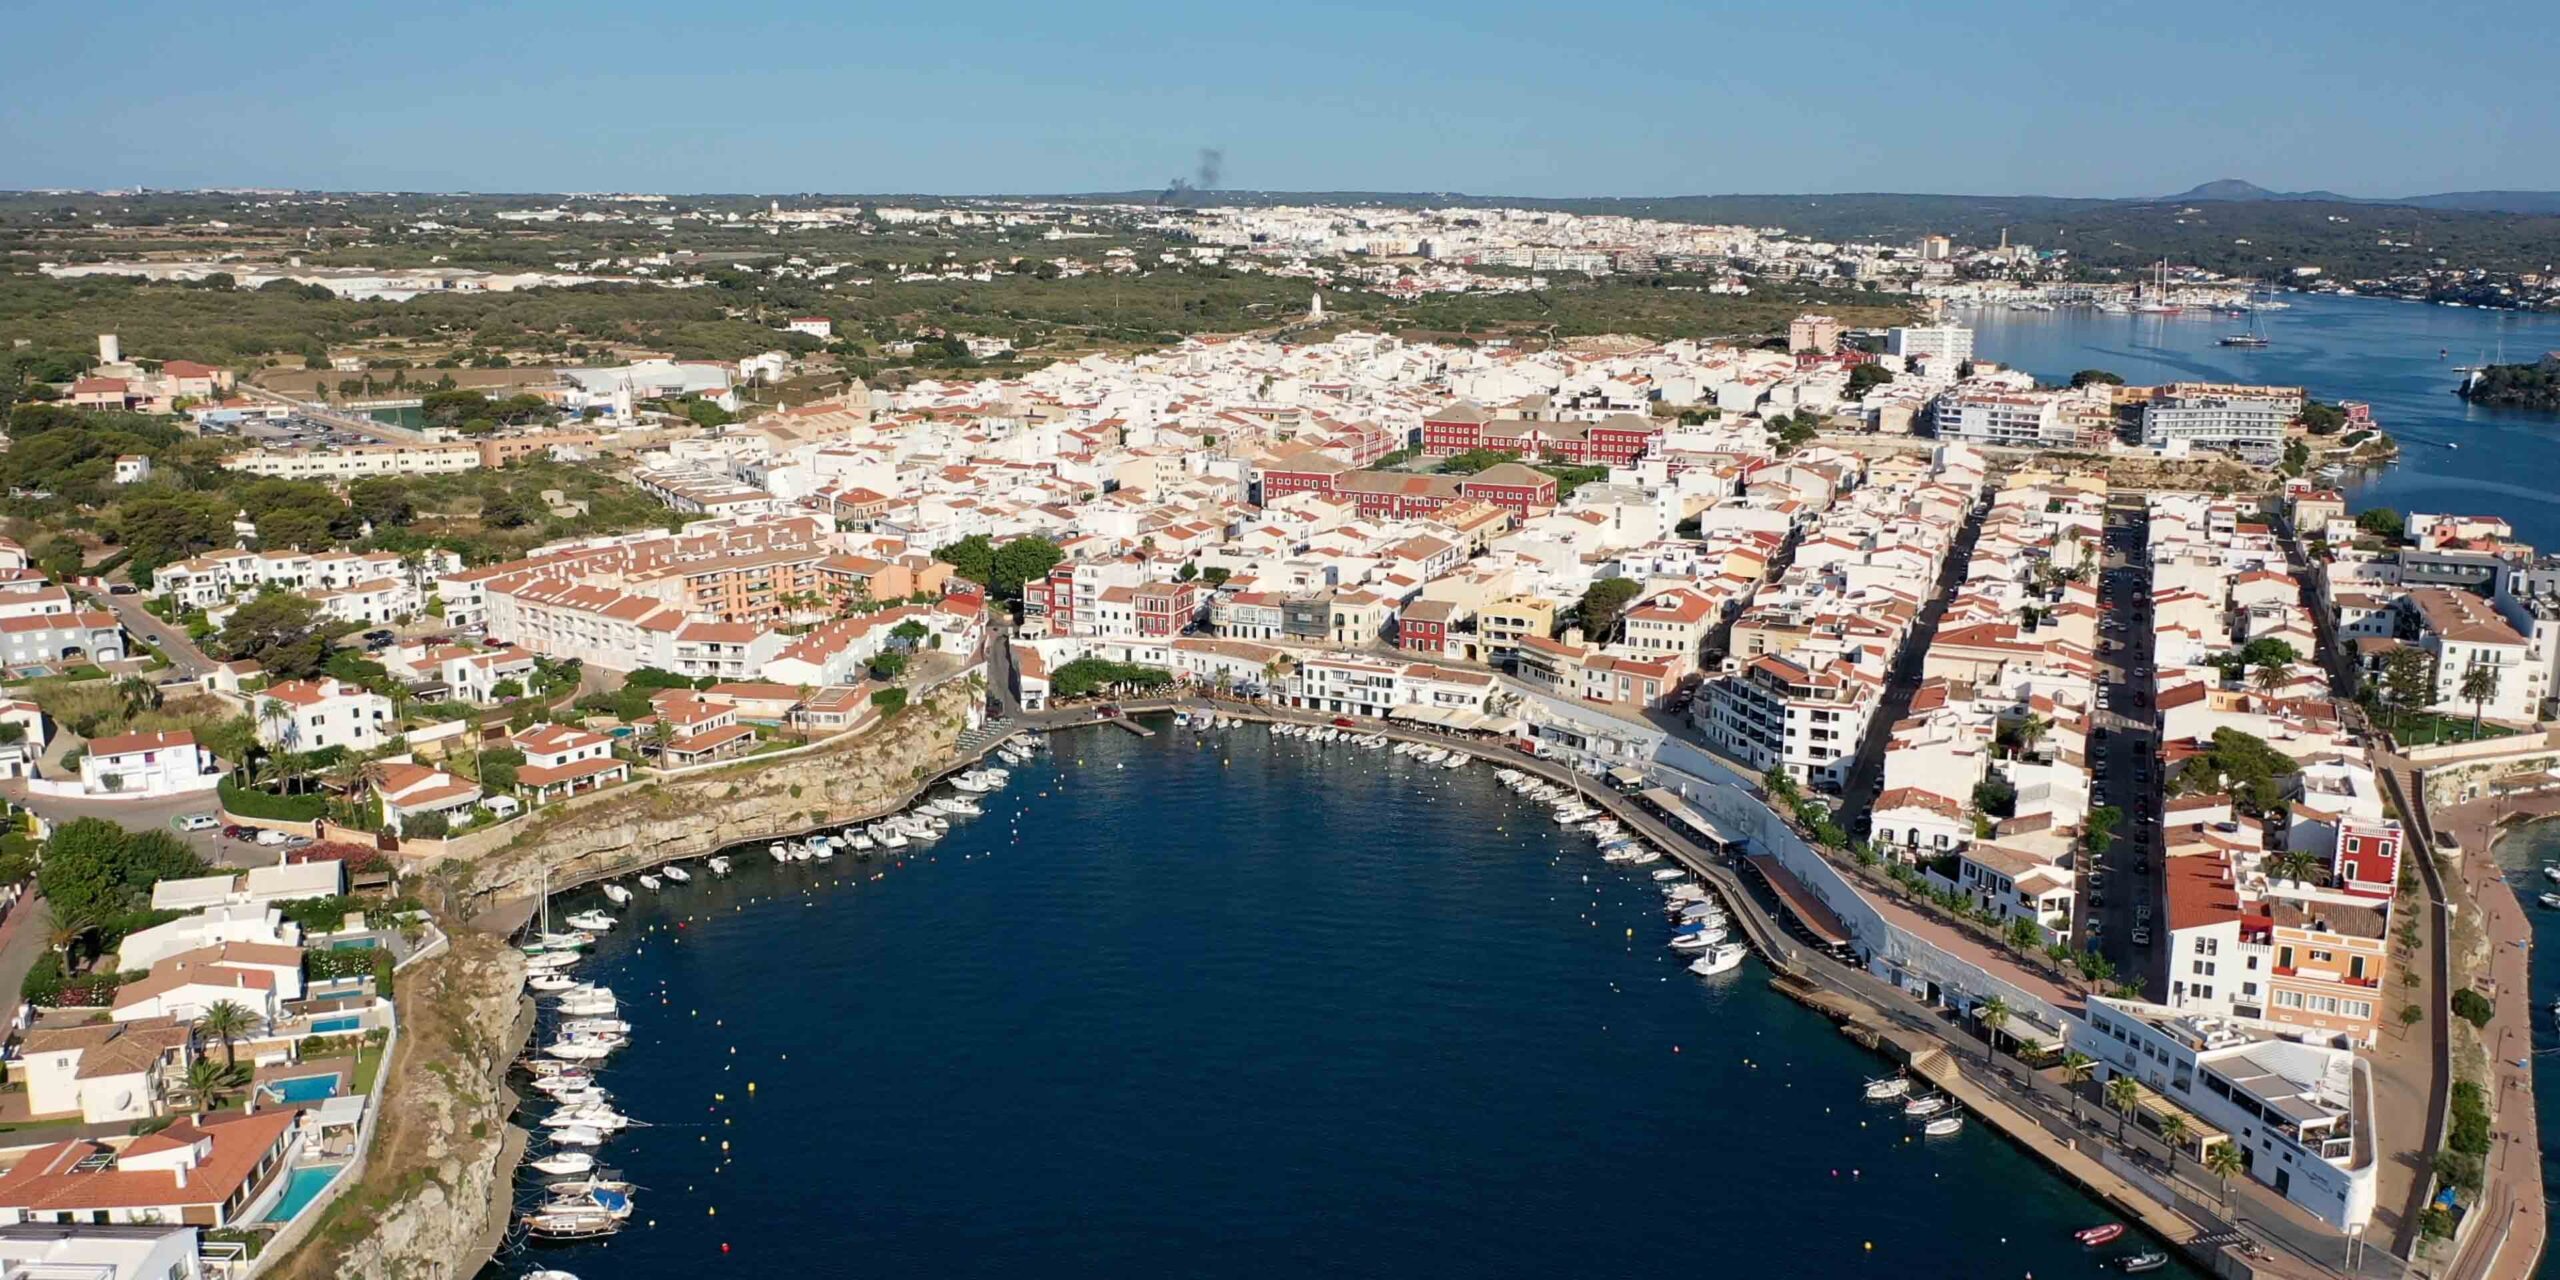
[877,828,909,850]
[942,796,982,816]
[524,1269,584,1280]
[542,1105,631,1132]
[1441,751,1465,768]
[1650,868,1686,882]
[637,875,662,891]
[2540,892,2560,910]
[1669,929,1724,951]
[1689,941,1748,977]
[544,1041,616,1063]
[563,911,615,932]
[2543,864,2560,883]
[952,773,995,793]
[538,1085,610,1108]
[812,841,836,861]
[1902,1094,1950,1118]
[548,1125,607,1148]
[555,998,617,1019]
[600,883,631,906]
[528,1151,596,1177]
[1922,1115,1964,1136]
[1663,885,1708,905]
[1622,850,1662,866]
[1864,1076,1912,1101]
[528,973,578,993]
[559,1018,631,1037]
[660,864,690,884]
[522,1204,619,1240]
[707,856,732,877]
[847,832,877,853]
[1676,901,1724,923]
[525,952,581,974]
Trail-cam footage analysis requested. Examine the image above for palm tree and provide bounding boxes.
[42,904,97,968]
[2271,849,2321,886]
[2459,663,2499,737]
[2105,1074,2143,1147]
[646,717,676,765]
[183,1057,246,1111]
[2156,1112,2191,1177]
[2203,1141,2246,1216]
[1978,996,2012,1071]
[2014,714,2050,760]
[115,675,160,719]
[2253,660,2288,698]
[2060,1052,2095,1125]
[197,1000,257,1071]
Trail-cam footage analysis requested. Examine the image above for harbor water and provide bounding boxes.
[2489,822,2560,1280]
[496,718,2198,1279]
[1955,294,2560,548]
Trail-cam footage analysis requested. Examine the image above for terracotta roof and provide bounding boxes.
[0,1110,297,1215]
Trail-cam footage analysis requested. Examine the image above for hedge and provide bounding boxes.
[218,776,327,822]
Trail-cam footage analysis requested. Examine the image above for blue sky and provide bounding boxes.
[6,0,2555,197]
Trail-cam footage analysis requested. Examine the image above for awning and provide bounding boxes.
[1388,705,1522,734]
[1607,766,1647,790]
[312,1095,367,1128]
[1639,787,1738,848]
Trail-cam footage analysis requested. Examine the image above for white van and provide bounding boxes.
[177,813,220,832]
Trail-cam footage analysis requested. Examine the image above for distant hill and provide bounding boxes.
[2164,178,2560,216]
[2165,179,2358,203]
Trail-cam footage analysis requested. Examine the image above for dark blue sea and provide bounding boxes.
[1956,294,2560,548]
[492,718,2199,1279]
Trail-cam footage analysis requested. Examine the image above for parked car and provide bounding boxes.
[176,813,220,832]
[2130,926,2152,946]
[221,824,251,841]
[253,829,291,847]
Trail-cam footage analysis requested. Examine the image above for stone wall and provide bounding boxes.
[460,685,975,906]
[262,933,527,1280]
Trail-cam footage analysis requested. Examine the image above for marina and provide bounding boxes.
[482,711,2197,1279]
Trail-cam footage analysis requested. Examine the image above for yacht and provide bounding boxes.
[1689,940,1748,977]
[528,1151,596,1177]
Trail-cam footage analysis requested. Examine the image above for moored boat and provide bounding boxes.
[2120,1252,2168,1273]
[1688,940,1747,976]
[2075,1224,2126,1247]
[1863,1076,1910,1100]
[1922,1115,1963,1136]
[1902,1094,1950,1117]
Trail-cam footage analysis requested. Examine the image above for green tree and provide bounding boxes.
[935,534,996,587]
[869,651,910,681]
[1978,995,2011,1071]
[2105,1073,2142,1146]
[216,589,337,678]
[2459,663,2499,735]
[197,1000,257,1070]
[990,536,1065,600]
[2381,647,2433,736]
[2069,369,2125,388]
[2203,1141,2246,1214]
[348,476,417,528]
[2060,1051,2095,1126]
[1575,577,1643,640]
[2355,507,2406,541]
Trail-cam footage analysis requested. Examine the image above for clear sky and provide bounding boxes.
[7,0,2555,198]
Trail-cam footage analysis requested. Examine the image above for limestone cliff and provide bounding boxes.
[466,688,973,904]
[266,932,529,1280]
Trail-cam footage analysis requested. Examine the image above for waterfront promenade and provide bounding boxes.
[2421,791,2555,1280]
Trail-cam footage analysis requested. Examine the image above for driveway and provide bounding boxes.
[0,782,270,868]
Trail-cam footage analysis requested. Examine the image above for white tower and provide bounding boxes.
[1308,290,1324,322]
[98,333,120,365]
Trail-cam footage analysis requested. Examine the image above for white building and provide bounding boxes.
[74,730,217,799]
[251,678,394,753]
[2140,384,2302,461]
[1886,324,1974,365]
[2073,998,2376,1233]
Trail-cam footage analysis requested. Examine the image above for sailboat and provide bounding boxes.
[2219,288,2271,347]
[2133,259,2181,313]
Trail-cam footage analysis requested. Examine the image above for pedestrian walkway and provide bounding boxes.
[2428,794,2551,1280]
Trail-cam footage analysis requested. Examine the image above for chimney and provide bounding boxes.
[98,333,121,365]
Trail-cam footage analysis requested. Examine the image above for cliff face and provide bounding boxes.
[466,689,973,904]
[267,933,528,1280]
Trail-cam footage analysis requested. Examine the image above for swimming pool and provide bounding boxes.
[308,1015,363,1034]
[262,1163,344,1223]
[261,1073,341,1104]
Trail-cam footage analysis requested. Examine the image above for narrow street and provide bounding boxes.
[1838,493,1991,831]
[2087,494,2166,995]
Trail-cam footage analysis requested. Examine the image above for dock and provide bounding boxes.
[1108,716,1155,737]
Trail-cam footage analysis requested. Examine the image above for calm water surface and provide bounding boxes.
[491,719,2201,1279]
[2487,821,2560,1279]
[1957,294,2560,547]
